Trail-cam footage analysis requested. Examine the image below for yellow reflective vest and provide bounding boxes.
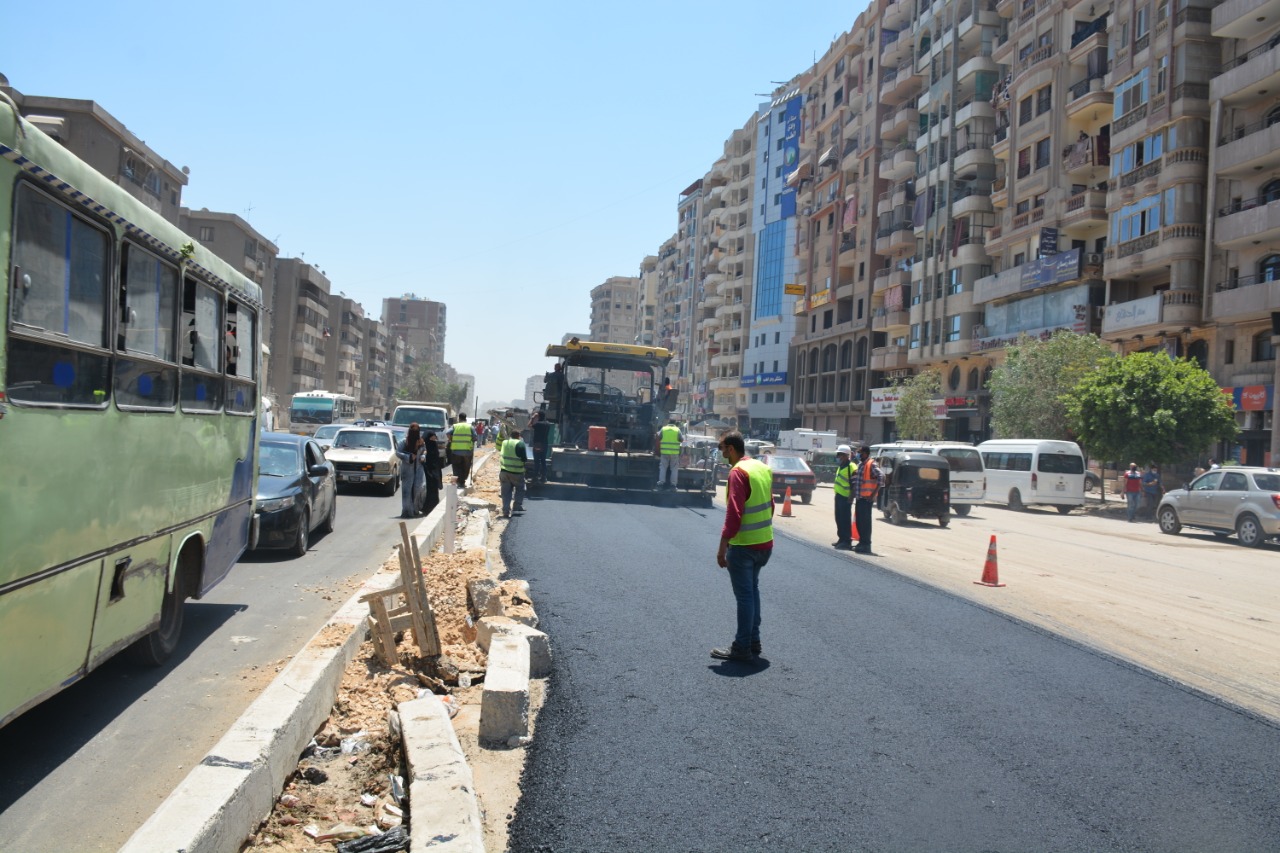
[727,457,775,546]
[449,424,475,453]
[500,438,526,474]
[659,424,682,455]
[833,461,856,498]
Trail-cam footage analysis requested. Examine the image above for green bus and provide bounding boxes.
[0,97,264,727]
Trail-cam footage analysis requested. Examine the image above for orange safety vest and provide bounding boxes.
[857,460,881,500]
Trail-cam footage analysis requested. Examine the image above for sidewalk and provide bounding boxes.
[121,452,521,853]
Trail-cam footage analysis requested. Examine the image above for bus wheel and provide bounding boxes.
[953,505,971,517]
[1008,489,1025,511]
[128,552,191,666]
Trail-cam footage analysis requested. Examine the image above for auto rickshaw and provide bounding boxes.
[875,450,951,527]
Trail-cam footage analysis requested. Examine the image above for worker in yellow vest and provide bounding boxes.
[498,431,529,518]
[655,417,683,490]
[831,445,857,550]
[712,430,774,663]
[445,413,480,488]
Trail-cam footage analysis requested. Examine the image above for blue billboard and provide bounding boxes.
[780,97,802,219]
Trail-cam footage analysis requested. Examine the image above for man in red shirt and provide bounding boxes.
[1123,461,1142,522]
[713,430,775,662]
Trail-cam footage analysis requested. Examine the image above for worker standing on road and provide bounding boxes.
[655,417,683,490]
[531,404,552,483]
[712,430,774,662]
[445,413,480,488]
[831,445,857,550]
[499,431,529,518]
[852,445,883,555]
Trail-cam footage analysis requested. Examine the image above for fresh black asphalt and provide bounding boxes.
[502,494,1280,852]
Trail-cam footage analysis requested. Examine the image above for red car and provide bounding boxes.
[763,454,816,504]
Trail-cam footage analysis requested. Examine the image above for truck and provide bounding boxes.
[390,401,455,435]
[777,428,841,453]
[537,339,711,505]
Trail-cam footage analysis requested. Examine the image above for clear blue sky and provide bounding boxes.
[4,0,861,404]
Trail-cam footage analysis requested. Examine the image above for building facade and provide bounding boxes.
[382,295,447,371]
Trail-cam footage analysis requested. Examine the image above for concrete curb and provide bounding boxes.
[120,508,452,853]
[400,696,486,853]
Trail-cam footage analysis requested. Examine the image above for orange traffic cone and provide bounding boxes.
[780,487,794,517]
[974,534,1005,587]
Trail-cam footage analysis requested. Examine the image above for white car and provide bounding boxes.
[1157,467,1280,548]
[324,428,401,495]
[312,424,344,451]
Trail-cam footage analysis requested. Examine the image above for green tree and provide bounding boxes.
[988,330,1114,439]
[894,369,943,440]
[397,367,469,412]
[1065,351,1238,467]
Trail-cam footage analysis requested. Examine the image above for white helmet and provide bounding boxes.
[837,444,852,455]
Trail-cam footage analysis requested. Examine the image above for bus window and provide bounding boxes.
[181,277,224,411]
[1037,453,1083,474]
[225,300,257,415]
[8,183,111,406]
[116,243,179,409]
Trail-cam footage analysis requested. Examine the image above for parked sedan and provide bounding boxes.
[325,427,401,495]
[764,454,816,504]
[254,433,337,557]
[1157,467,1280,548]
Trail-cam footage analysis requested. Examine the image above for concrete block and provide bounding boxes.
[479,635,530,745]
[484,579,538,628]
[477,617,551,678]
[467,577,498,617]
[399,695,485,852]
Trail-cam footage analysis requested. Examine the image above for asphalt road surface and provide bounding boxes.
[0,485,407,852]
[504,494,1280,852]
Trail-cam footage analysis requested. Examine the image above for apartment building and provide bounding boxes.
[588,276,640,344]
[637,255,661,347]
[382,295,447,371]
[1,80,188,226]
[361,318,394,416]
[269,258,332,398]
[674,181,705,415]
[746,87,807,437]
[321,295,363,402]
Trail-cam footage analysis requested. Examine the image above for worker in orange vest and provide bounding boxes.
[852,445,884,555]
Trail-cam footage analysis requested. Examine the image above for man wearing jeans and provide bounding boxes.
[712,430,774,662]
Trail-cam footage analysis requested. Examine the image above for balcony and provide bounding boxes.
[1062,136,1110,175]
[957,53,999,83]
[1213,0,1280,38]
[952,187,993,218]
[882,28,909,63]
[993,124,1010,158]
[872,308,911,330]
[1216,195,1280,248]
[1065,77,1112,117]
[1061,189,1108,230]
[1013,44,1053,82]
[955,97,995,127]
[874,267,913,293]
[953,134,995,177]
[1101,290,1203,337]
[882,0,912,29]
[871,344,911,370]
[1217,118,1280,176]
[1069,16,1108,59]
[882,103,919,138]
[1212,275,1280,322]
[1213,40,1280,103]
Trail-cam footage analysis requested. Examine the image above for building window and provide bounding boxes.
[1253,330,1275,362]
[1035,137,1052,170]
[947,315,962,342]
[1019,96,1033,125]
[199,226,215,241]
[1114,68,1149,118]
[910,324,920,348]
[1036,85,1052,116]
[1017,147,1031,178]
[1261,254,1280,282]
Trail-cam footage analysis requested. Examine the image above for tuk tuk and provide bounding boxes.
[808,449,841,483]
[875,450,951,527]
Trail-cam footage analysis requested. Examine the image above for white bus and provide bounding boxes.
[977,439,1087,513]
[870,442,986,515]
[289,390,358,436]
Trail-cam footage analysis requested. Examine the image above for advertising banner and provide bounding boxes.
[781,97,802,219]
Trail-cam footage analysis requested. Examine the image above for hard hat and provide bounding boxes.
[837,444,852,455]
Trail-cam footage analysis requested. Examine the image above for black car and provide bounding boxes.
[254,433,337,557]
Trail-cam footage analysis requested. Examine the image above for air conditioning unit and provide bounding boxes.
[1084,252,1104,266]
[1094,306,1106,319]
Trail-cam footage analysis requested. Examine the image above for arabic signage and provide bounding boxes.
[1019,247,1081,291]
[741,372,788,387]
[784,283,805,295]
[780,97,802,219]
[1225,384,1274,411]
[1039,227,1058,256]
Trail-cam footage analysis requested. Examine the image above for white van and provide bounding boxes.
[869,441,986,515]
[976,439,1087,513]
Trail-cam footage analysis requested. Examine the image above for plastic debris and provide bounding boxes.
[439,694,459,718]
[341,731,370,754]
[279,794,301,808]
[311,822,366,843]
[458,673,472,688]
[389,773,405,803]
[383,803,403,818]
[360,793,379,807]
[336,826,409,853]
[507,735,532,748]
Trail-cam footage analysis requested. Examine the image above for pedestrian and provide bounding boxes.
[1208,457,1221,470]
[445,413,480,488]
[711,429,774,662]
[852,445,884,554]
[395,422,426,519]
[531,404,552,482]
[419,431,443,516]
[655,416,682,489]
[1123,462,1142,522]
[1141,464,1162,519]
[831,444,857,550]
[498,429,529,518]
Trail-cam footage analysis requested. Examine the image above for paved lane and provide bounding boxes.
[505,496,1280,852]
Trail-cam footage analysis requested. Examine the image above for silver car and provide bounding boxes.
[1157,467,1280,548]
